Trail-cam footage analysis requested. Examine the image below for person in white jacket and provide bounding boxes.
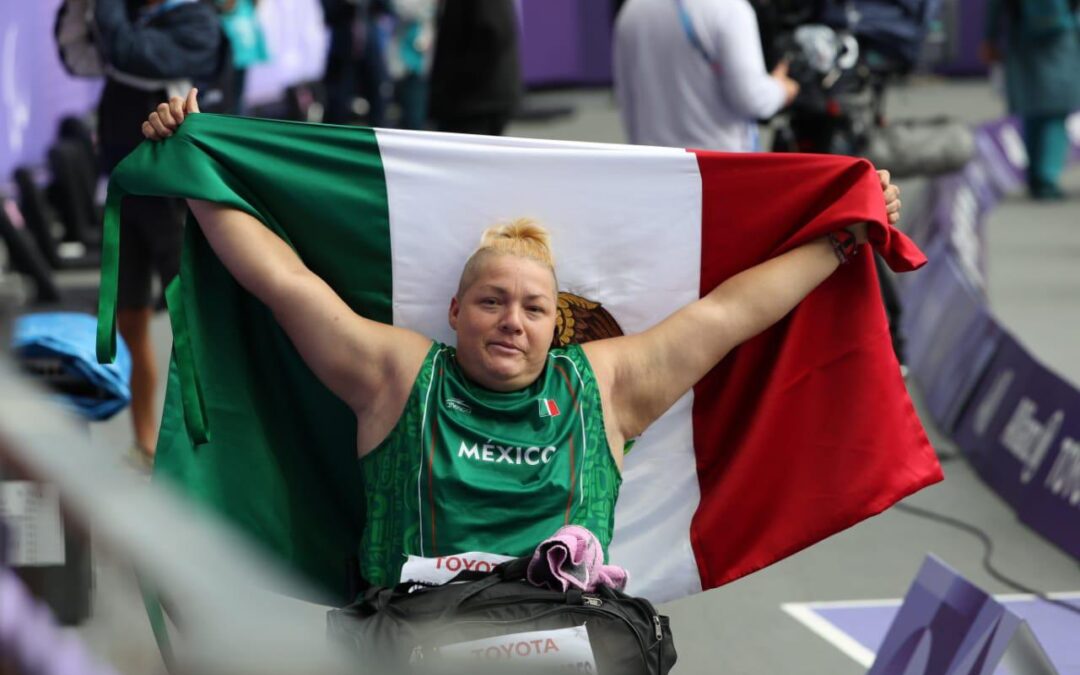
[614,0,799,152]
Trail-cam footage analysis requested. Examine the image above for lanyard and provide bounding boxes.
[675,0,723,75]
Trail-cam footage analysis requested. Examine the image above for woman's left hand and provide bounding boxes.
[878,169,901,225]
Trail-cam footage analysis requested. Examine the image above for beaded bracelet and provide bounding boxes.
[827,229,859,265]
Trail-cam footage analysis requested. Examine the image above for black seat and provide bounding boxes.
[0,193,62,303]
[47,140,102,249]
[57,116,98,173]
[14,167,99,271]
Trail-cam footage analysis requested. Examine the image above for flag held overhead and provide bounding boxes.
[98,115,939,602]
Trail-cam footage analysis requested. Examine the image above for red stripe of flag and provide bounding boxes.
[688,149,940,589]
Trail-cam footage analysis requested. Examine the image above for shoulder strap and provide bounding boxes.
[675,0,722,74]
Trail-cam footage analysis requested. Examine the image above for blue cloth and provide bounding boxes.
[13,313,131,421]
[218,0,269,69]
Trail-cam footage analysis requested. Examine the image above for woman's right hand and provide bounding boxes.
[142,88,200,140]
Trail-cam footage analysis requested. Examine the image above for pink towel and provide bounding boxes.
[526,525,629,593]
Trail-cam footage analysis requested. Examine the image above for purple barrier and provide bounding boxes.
[903,113,1080,565]
[0,0,102,184]
[905,124,1004,278]
[950,334,1069,515]
[931,168,996,293]
[1015,390,1080,561]
[520,0,614,87]
[868,556,1041,675]
[805,595,1080,674]
[940,308,1080,561]
[975,118,1028,194]
[901,243,1002,434]
[0,566,120,675]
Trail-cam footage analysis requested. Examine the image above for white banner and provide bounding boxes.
[400,551,514,585]
[437,625,596,672]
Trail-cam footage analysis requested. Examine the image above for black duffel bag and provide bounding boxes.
[327,557,677,674]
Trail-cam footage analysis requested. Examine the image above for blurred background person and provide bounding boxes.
[613,0,799,151]
[94,0,225,467]
[982,0,1080,200]
[428,0,522,135]
[216,0,269,115]
[319,0,393,126]
[387,0,437,130]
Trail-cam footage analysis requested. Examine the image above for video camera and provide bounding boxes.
[754,0,970,176]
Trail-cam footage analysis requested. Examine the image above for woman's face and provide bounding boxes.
[449,254,558,391]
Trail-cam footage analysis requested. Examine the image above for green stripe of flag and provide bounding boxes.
[98,115,394,599]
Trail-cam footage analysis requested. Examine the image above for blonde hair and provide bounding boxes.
[456,218,557,297]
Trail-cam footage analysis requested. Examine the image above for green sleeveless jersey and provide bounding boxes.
[359,342,621,586]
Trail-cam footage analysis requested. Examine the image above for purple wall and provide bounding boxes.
[0,0,327,185]
[936,0,990,77]
[520,0,614,87]
[0,0,102,185]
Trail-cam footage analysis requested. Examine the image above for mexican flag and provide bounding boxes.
[97,114,940,604]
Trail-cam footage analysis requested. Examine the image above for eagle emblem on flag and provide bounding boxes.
[552,292,624,347]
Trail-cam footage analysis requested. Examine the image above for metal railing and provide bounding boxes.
[0,356,355,675]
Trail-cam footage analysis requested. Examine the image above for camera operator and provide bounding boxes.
[614,0,799,151]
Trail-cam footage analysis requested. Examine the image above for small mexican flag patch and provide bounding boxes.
[538,398,561,418]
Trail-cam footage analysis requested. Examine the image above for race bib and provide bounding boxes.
[437,626,597,672]
[400,551,515,585]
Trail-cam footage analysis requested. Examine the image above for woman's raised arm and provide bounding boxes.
[143,91,431,416]
[584,230,862,449]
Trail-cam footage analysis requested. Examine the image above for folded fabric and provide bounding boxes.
[527,525,629,593]
[13,312,131,421]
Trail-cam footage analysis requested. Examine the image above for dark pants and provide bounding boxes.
[323,15,391,126]
[396,73,428,131]
[437,113,510,136]
[1022,115,1070,199]
[116,196,185,310]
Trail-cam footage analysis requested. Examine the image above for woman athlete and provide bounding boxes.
[141,90,903,586]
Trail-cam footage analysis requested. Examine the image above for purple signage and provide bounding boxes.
[929,176,987,296]
[906,125,1004,296]
[869,556,1028,675]
[1015,384,1080,561]
[951,333,1052,509]
[901,247,1001,434]
[949,329,1080,562]
[0,0,102,185]
[792,585,1078,672]
[900,108,1080,567]
[974,118,1029,195]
